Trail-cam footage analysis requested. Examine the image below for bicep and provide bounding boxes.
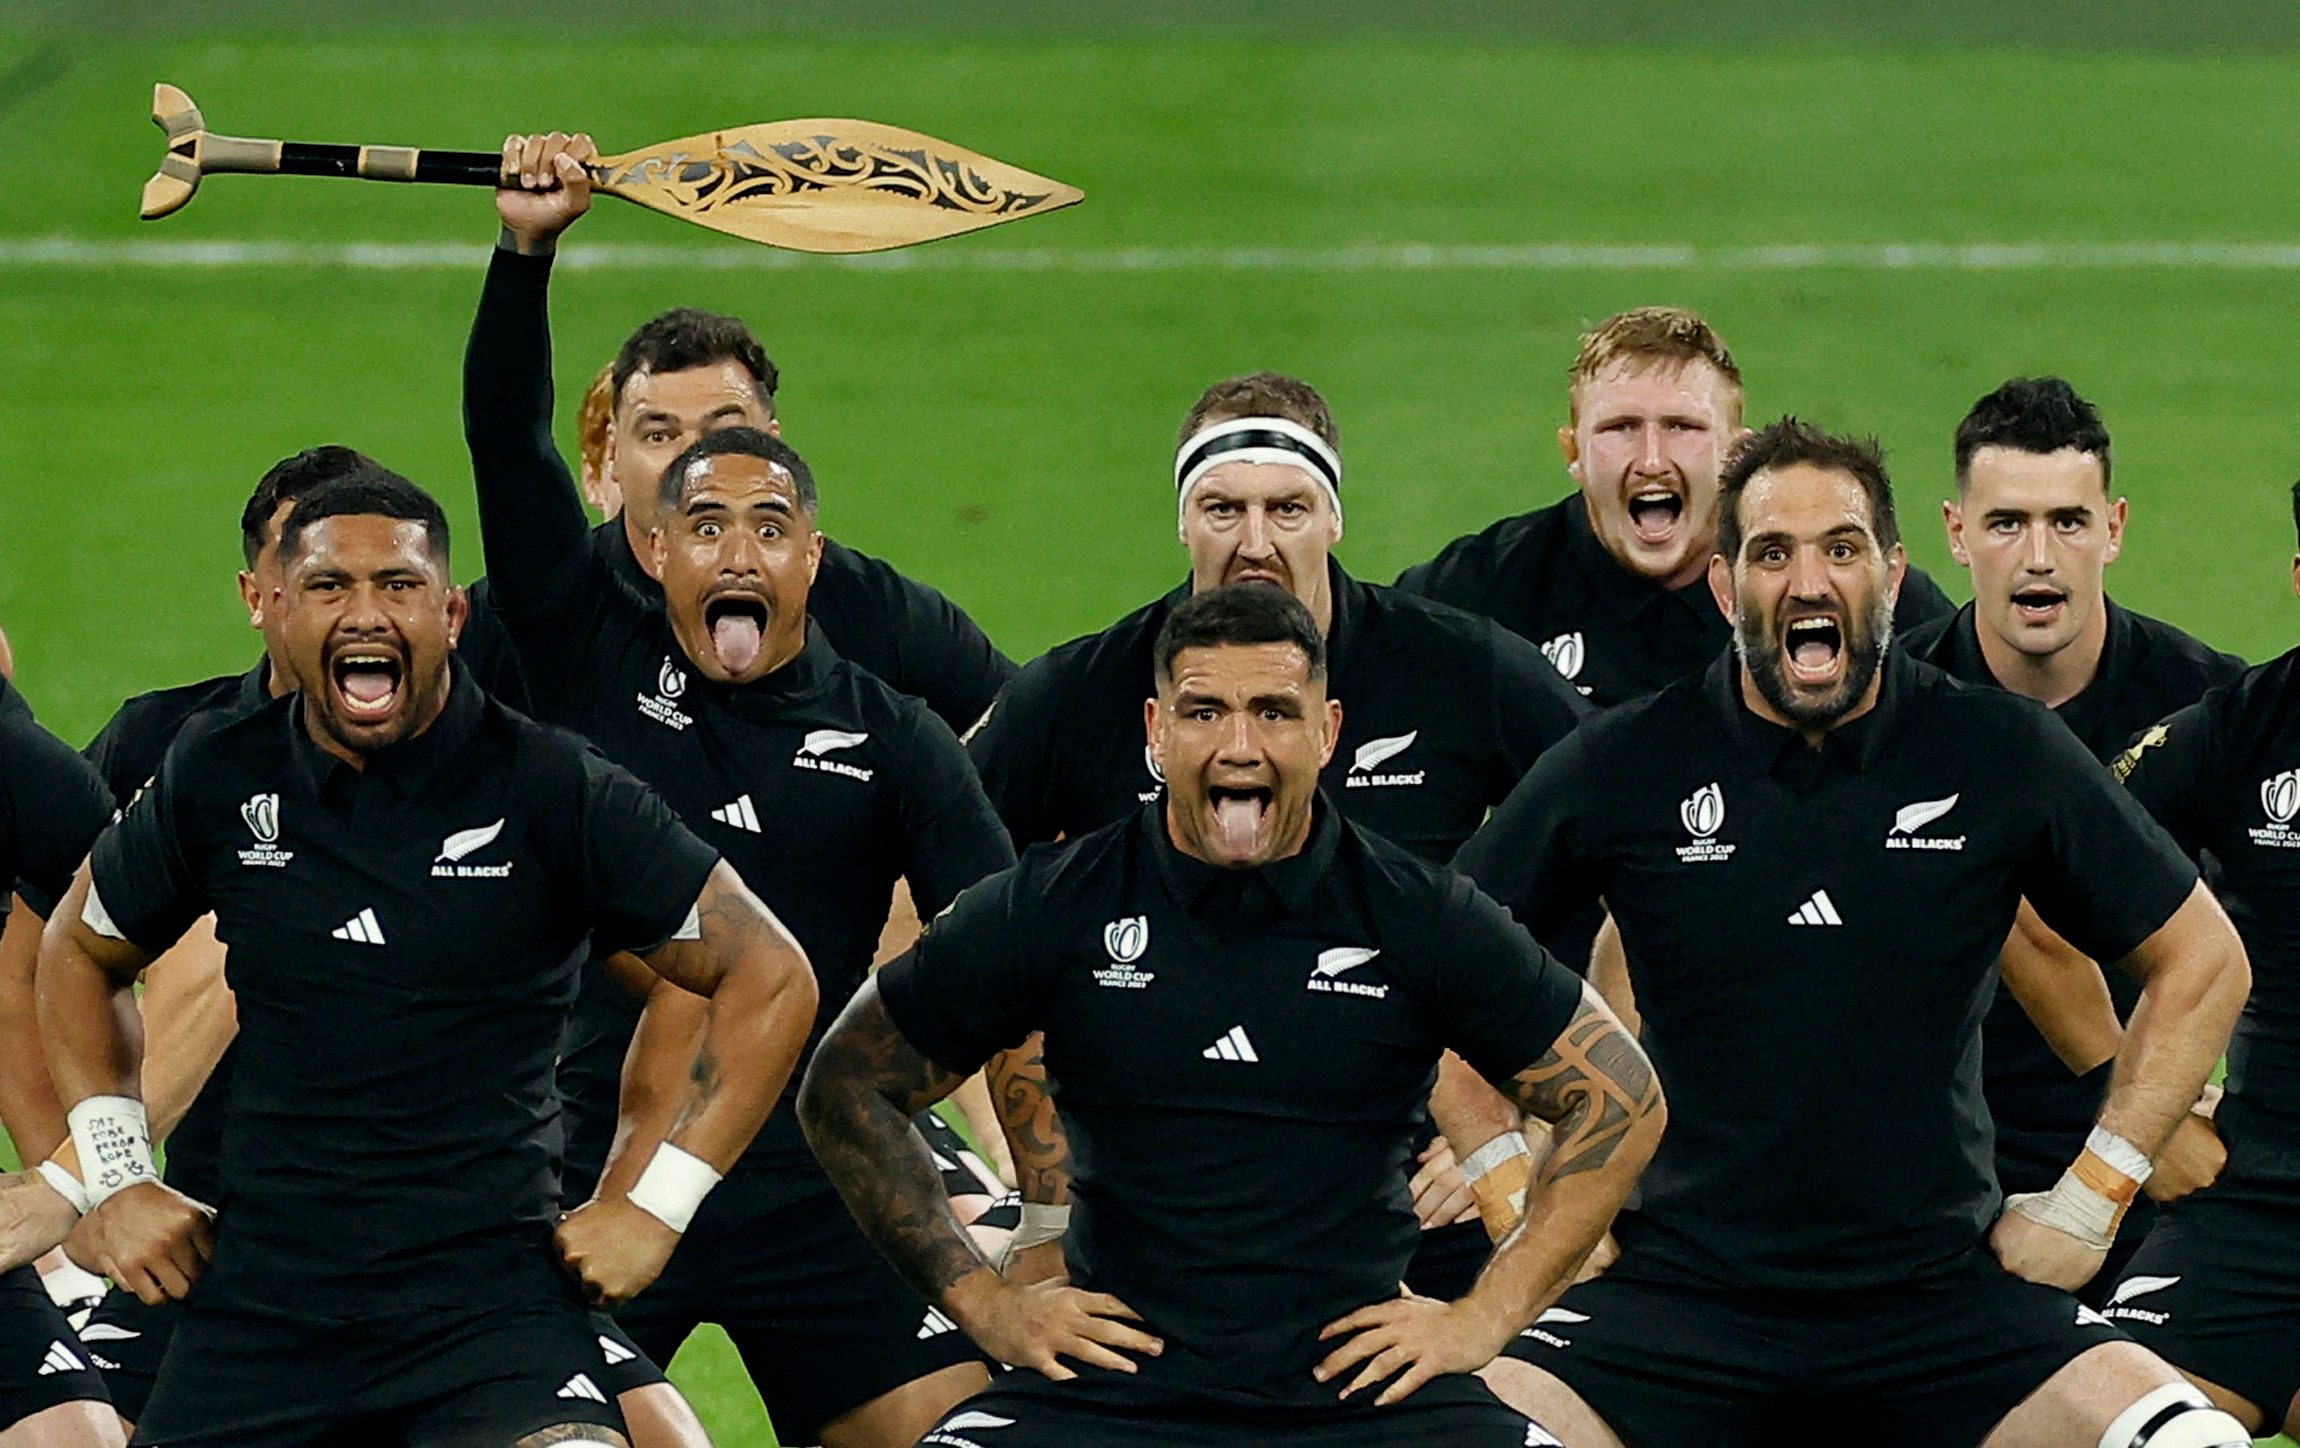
[2113,880,2242,987]
[46,866,160,986]
[1495,984,1659,1172]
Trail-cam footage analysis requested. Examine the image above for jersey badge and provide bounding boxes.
[1885,793,1964,852]
[237,791,294,868]
[794,729,874,782]
[1674,783,1734,864]
[638,657,695,732]
[1139,745,1165,804]
[2109,724,2168,784]
[1540,631,1594,696]
[1095,915,1155,989]
[2254,769,2300,849]
[432,818,514,878]
[1307,945,1388,999]
[1345,730,1424,789]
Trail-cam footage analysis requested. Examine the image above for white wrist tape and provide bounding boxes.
[34,1160,90,1216]
[2085,1126,2154,1186]
[67,1096,155,1209]
[1460,1131,1533,1184]
[1009,1203,1071,1252]
[2006,1172,2123,1250]
[627,1144,721,1233]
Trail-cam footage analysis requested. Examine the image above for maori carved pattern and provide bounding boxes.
[599,136,1054,216]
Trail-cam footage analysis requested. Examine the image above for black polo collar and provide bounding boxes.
[1706,642,1918,777]
[286,654,487,801]
[1144,790,1343,921]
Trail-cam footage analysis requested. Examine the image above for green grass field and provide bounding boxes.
[4,4,2298,1442]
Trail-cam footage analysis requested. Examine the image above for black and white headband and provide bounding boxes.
[1173,417,1345,533]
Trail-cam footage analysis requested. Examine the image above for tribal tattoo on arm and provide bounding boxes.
[989,1032,1071,1205]
[1502,990,1661,1185]
[797,981,993,1303]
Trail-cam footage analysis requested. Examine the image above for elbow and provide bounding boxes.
[1626,1088,1668,1180]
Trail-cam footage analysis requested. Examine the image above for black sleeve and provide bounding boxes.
[461,246,610,687]
[1893,565,1959,630]
[0,712,113,920]
[81,702,144,811]
[571,747,724,956]
[1393,530,1491,611]
[85,741,205,953]
[1417,877,1590,1085]
[1484,619,1592,804]
[875,867,1046,1076]
[892,703,1018,920]
[964,657,1070,848]
[825,547,1017,736]
[2015,707,2201,965]
[2111,703,2218,859]
[1451,726,1608,942]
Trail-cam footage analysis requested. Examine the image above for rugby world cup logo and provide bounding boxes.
[1679,783,1725,839]
[658,656,688,699]
[2264,770,2300,827]
[240,792,280,845]
[1540,631,1586,681]
[1104,915,1149,964]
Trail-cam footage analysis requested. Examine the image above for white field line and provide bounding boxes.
[4,236,2300,274]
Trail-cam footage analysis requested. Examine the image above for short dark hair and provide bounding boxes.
[1953,377,2112,492]
[1718,417,1900,564]
[1155,585,1327,687]
[240,446,378,566]
[612,308,778,412]
[658,427,819,516]
[277,469,451,570]
[1178,373,1340,453]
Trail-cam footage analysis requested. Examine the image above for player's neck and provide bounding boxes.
[299,670,453,772]
[1975,597,2107,710]
[1737,665,1884,747]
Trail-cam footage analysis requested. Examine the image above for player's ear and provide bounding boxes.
[766,415,783,440]
[1706,550,1735,623]
[444,583,469,647]
[805,528,824,584]
[1320,697,1343,769]
[2103,496,2128,565]
[648,526,669,578]
[1942,498,1970,567]
[237,569,264,628]
[1558,422,1581,479]
[1142,694,1166,777]
[2289,554,2299,599]
[1884,541,1908,604]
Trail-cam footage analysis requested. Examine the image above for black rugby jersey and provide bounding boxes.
[1454,649,2197,1292]
[1904,599,2244,1197]
[968,560,1589,863]
[2116,645,2300,1196]
[878,800,1585,1412]
[460,247,1015,735]
[81,661,275,1206]
[467,295,1015,1207]
[1396,494,1958,707]
[0,678,112,920]
[89,666,720,1309]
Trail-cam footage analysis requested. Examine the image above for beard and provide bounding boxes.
[1736,590,1894,730]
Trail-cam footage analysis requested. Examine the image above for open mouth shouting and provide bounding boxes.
[328,642,405,724]
[1781,611,1846,690]
[1204,781,1275,862]
[1626,483,1687,547]
[2009,584,2067,627]
[702,589,771,676]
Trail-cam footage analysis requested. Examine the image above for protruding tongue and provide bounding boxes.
[1213,795,1265,857]
[341,667,395,705]
[711,614,764,675]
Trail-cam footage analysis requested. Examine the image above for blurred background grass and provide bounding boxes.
[2,2,2296,1442]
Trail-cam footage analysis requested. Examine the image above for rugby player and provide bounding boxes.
[0,449,717,1446]
[35,472,819,1448]
[458,131,1016,739]
[0,682,122,1447]
[2094,485,2300,1439]
[1903,377,2244,1295]
[1397,306,1955,705]
[472,152,1017,1447]
[1455,418,2253,1447]
[799,585,1664,1448]
[964,369,1589,1290]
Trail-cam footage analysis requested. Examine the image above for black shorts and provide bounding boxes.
[1499,1254,2125,1448]
[2106,1189,2300,1424]
[86,1287,664,1425]
[918,1378,1551,1447]
[0,1264,111,1430]
[130,1287,625,1448]
[611,1181,988,1443]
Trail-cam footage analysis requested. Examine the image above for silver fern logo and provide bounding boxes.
[795,729,874,781]
[1345,731,1424,789]
[432,818,513,878]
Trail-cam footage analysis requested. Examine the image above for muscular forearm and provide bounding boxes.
[658,958,815,1174]
[1462,1097,1663,1329]
[0,901,66,1159]
[35,915,146,1114]
[2100,932,2248,1158]
[132,916,236,1142]
[598,975,708,1200]
[989,1035,1070,1206]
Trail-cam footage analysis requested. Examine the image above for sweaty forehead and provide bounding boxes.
[1740,465,1876,538]
[620,362,763,419]
[686,454,797,505]
[295,515,441,574]
[1166,640,1318,695]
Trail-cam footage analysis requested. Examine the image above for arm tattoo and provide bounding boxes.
[797,986,989,1302]
[990,1034,1072,1204]
[1504,997,1659,1183]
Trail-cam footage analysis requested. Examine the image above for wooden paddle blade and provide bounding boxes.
[589,118,1082,253]
[140,83,207,219]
